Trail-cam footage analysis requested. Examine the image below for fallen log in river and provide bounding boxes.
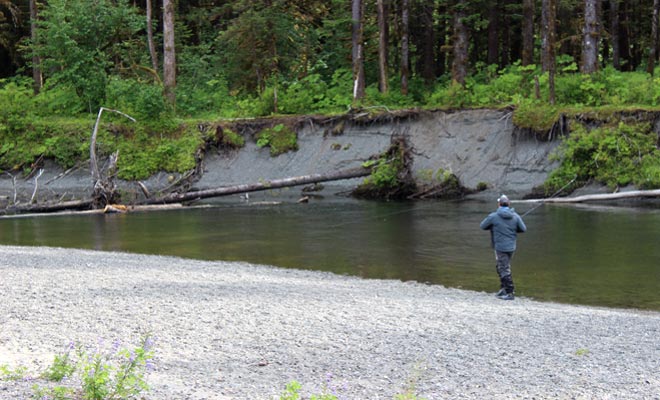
[141,166,373,205]
[518,189,660,204]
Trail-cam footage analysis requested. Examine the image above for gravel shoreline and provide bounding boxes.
[0,245,658,399]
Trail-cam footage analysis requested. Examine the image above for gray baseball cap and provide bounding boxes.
[498,194,510,205]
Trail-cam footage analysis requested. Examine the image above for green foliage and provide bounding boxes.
[0,364,28,381]
[427,81,471,108]
[362,152,404,189]
[32,384,74,400]
[177,43,234,118]
[217,2,320,95]
[512,99,560,133]
[575,348,590,357]
[0,113,90,172]
[278,74,330,115]
[0,78,34,136]
[236,86,278,117]
[105,78,169,121]
[33,84,87,117]
[364,82,418,109]
[545,121,660,193]
[42,348,76,382]
[219,128,245,148]
[33,0,144,111]
[322,68,355,111]
[256,123,298,156]
[33,335,155,400]
[468,63,532,106]
[394,393,428,400]
[115,127,203,180]
[278,381,338,400]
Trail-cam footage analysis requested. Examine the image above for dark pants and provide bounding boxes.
[495,250,515,294]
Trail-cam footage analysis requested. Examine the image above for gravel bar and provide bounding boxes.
[0,245,658,399]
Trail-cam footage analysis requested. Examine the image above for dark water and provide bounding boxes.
[1,199,659,311]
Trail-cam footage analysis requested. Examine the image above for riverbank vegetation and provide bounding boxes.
[2,0,660,196]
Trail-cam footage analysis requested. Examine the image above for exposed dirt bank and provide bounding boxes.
[0,109,560,206]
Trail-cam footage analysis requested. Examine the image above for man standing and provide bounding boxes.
[480,194,526,300]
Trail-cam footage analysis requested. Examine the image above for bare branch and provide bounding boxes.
[30,169,44,204]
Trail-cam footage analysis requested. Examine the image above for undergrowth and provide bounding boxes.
[544,121,660,193]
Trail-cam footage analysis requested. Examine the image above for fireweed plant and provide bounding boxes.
[32,334,156,400]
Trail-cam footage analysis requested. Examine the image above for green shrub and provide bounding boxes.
[278,381,337,400]
[220,128,245,148]
[34,335,155,400]
[545,121,660,192]
[256,123,298,156]
[362,157,401,188]
[33,84,86,117]
[512,98,560,132]
[278,74,330,115]
[427,81,471,108]
[0,78,34,136]
[105,78,169,121]
[0,364,28,381]
[602,68,655,106]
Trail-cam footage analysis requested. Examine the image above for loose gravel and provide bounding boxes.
[0,245,658,399]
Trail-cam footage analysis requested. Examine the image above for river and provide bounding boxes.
[1,198,658,311]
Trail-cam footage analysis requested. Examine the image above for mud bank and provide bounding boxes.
[0,109,559,205]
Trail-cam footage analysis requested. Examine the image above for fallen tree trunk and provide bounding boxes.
[1,199,94,215]
[142,166,372,205]
[519,189,660,204]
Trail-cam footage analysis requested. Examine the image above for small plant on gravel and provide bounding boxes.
[575,348,590,357]
[394,363,428,400]
[42,342,76,382]
[0,364,29,381]
[32,334,156,400]
[279,381,338,400]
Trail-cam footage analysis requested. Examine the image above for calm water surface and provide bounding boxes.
[1,199,659,311]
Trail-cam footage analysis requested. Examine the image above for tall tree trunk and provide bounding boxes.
[581,0,600,73]
[522,0,534,66]
[451,0,468,86]
[29,0,42,94]
[648,0,660,75]
[163,0,176,106]
[610,0,620,69]
[435,2,447,77]
[542,0,557,103]
[146,0,159,73]
[501,0,512,66]
[400,0,410,95]
[619,0,632,70]
[377,0,389,93]
[487,0,499,66]
[352,0,365,100]
[420,3,436,84]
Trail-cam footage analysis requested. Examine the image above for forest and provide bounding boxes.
[1,0,660,196]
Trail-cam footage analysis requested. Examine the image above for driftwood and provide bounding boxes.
[142,166,372,205]
[2,199,94,215]
[90,107,135,208]
[0,203,186,218]
[519,189,660,204]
